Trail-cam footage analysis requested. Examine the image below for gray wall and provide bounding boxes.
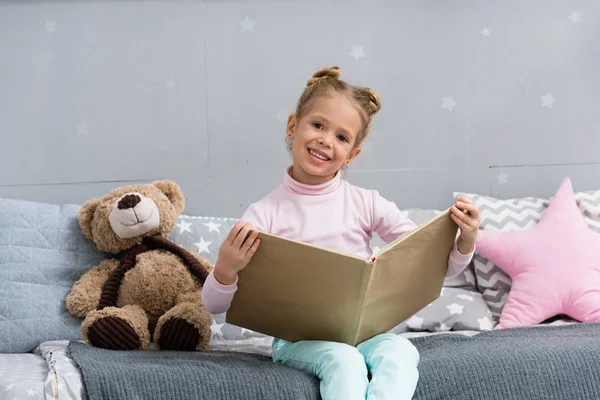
[1,0,599,217]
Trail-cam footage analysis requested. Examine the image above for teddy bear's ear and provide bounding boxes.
[153,180,185,214]
[78,198,99,241]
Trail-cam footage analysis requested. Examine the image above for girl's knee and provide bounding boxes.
[385,335,419,363]
[319,343,366,374]
[361,334,420,364]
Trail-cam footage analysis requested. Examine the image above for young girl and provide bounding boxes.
[202,66,481,400]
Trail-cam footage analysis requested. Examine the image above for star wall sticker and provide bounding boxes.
[569,12,582,24]
[350,45,365,61]
[240,16,255,32]
[497,172,508,184]
[441,96,456,111]
[76,121,90,136]
[45,21,56,34]
[164,78,176,91]
[481,27,491,36]
[541,92,556,108]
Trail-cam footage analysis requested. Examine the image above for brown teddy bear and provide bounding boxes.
[65,180,214,351]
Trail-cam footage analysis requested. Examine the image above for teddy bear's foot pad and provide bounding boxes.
[87,316,141,350]
[157,318,200,351]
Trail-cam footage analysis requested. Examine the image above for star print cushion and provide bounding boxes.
[474,177,600,329]
[454,187,600,321]
[392,287,495,333]
[169,215,268,342]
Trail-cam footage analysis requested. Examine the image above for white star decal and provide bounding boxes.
[76,121,90,136]
[276,108,290,124]
[406,315,424,330]
[478,316,494,330]
[481,27,491,36]
[27,388,37,397]
[457,294,474,302]
[194,237,212,254]
[447,303,465,315]
[541,92,556,108]
[164,78,176,91]
[497,172,509,184]
[441,96,456,111]
[176,220,192,234]
[569,12,582,24]
[240,16,255,32]
[211,319,224,336]
[349,45,365,61]
[5,383,15,391]
[204,221,221,233]
[45,21,56,34]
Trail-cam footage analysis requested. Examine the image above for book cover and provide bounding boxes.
[225,208,458,346]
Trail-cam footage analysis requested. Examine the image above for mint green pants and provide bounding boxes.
[272,333,419,400]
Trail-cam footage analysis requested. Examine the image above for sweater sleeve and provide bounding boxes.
[371,190,474,279]
[202,202,269,315]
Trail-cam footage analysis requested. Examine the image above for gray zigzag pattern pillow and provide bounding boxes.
[455,189,600,321]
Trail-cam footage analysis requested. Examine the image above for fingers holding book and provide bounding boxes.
[214,222,262,285]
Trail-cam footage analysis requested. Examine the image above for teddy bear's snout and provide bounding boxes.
[108,192,161,239]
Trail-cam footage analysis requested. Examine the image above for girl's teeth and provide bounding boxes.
[309,149,328,160]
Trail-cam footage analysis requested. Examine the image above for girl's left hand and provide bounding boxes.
[451,195,481,254]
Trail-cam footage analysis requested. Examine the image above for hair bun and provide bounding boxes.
[365,88,382,114]
[307,66,341,87]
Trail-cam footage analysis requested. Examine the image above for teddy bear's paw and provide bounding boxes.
[156,317,200,351]
[87,315,142,351]
[82,305,150,351]
[154,302,212,351]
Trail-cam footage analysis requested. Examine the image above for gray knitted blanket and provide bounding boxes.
[68,323,600,400]
[410,322,600,400]
[67,342,320,400]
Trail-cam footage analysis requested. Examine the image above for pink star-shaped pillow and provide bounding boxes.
[475,177,600,329]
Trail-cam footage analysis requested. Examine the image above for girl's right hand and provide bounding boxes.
[213,221,261,285]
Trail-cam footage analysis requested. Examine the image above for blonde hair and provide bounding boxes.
[286,66,382,151]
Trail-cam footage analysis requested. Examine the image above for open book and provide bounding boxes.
[225,207,458,346]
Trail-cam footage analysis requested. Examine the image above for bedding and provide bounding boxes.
[410,321,600,400]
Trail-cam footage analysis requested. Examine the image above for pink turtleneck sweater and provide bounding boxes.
[202,168,474,314]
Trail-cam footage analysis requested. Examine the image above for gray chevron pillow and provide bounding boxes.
[455,189,600,321]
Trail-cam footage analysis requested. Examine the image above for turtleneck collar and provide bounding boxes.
[283,166,342,195]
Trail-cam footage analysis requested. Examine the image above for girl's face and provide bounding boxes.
[286,93,363,185]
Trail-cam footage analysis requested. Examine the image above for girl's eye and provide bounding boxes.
[337,135,348,143]
[312,122,324,130]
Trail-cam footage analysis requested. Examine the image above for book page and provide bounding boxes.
[354,209,458,345]
[226,231,373,345]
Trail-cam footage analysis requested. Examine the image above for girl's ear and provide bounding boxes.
[286,114,297,140]
[345,147,362,165]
